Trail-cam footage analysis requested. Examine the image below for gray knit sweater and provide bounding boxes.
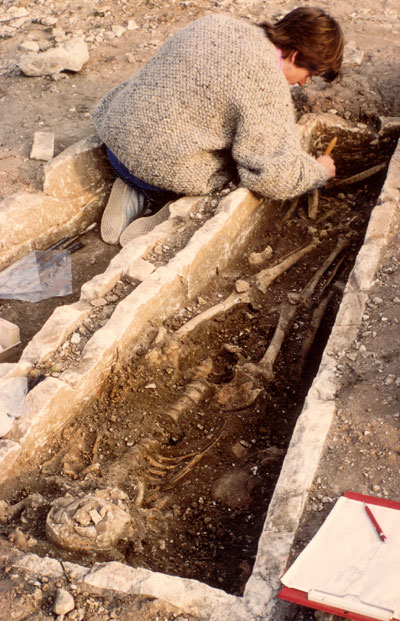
[92,14,328,199]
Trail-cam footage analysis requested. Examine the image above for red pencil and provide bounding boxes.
[364,503,387,542]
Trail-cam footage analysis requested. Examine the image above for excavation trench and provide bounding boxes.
[0,115,399,615]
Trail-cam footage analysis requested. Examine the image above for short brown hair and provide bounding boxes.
[260,7,344,82]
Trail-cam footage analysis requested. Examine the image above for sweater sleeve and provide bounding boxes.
[231,62,329,200]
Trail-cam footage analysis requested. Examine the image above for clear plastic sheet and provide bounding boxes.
[0,249,72,302]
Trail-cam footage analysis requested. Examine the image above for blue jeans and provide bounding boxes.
[106,147,179,211]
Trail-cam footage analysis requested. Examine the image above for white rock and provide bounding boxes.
[343,42,364,66]
[112,25,126,37]
[52,27,65,41]
[19,38,89,76]
[19,41,40,53]
[235,279,250,293]
[41,16,58,26]
[53,588,75,615]
[125,258,155,282]
[70,332,81,344]
[8,6,29,18]
[127,19,139,30]
[30,132,55,161]
[0,412,13,438]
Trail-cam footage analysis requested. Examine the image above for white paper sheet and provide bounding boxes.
[281,497,400,620]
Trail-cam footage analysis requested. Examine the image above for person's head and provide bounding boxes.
[260,7,344,84]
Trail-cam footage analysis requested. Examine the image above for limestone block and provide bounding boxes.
[378,117,400,137]
[21,302,91,364]
[53,588,75,615]
[297,113,376,159]
[0,440,21,485]
[0,192,63,250]
[343,42,364,66]
[309,366,337,402]
[364,201,398,243]
[269,400,335,516]
[80,268,122,302]
[0,189,103,272]
[109,219,178,272]
[124,258,155,283]
[60,327,119,394]
[10,377,77,454]
[110,267,184,343]
[13,553,64,579]
[0,318,20,349]
[19,41,40,53]
[0,364,18,380]
[168,196,203,218]
[377,137,400,205]
[326,290,368,356]
[43,135,112,201]
[62,561,90,582]
[30,131,54,161]
[19,38,89,76]
[83,561,237,618]
[297,113,351,152]
[350,243,382,292]
[176,188,263,298]
[0,362,32,381]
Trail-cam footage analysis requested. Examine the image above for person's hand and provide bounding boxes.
[316,154,336,179]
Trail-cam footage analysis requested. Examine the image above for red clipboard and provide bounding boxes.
[278,491,400,621]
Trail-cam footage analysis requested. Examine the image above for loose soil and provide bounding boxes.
[1,0,400,619]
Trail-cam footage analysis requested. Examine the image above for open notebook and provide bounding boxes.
[279,492,400,621]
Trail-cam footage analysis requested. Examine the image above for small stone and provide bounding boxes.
[343,42,364,66]
[89,509,103,525]
[232,442,248,459]
[19,38,89,77]
[112,25,126,37]
[384,374,395,385]
[8,6,29,18]
[125,258,155,282]
[0,412,13,438]
[235,279,250,293]
[52,27,65,41]
[53,588,75,616]
[127,19,139,30]
[30,132,55,161]
[248,246,273,266]
[372,296,383,305]
[90,298,107,307]
[70,332,81,345]
[19,41,40,53]
[41,16,58,26]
